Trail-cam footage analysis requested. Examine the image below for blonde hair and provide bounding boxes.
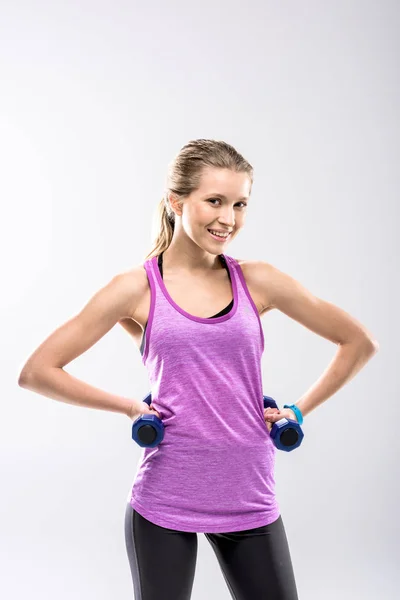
[143,139,254,261]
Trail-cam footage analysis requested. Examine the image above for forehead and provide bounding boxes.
[198,167,251,198]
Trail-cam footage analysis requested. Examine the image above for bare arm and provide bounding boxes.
[18,271,143,417]
[263,261,378,346]
[255,261,379,419]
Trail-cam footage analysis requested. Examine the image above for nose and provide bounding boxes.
[217,206,235,229]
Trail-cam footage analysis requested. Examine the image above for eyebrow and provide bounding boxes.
[205,193,249,201]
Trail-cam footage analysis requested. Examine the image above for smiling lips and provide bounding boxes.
[207,229,231,241]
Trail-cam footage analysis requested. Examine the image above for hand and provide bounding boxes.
[128,399,162,422]
[264,407,298,433]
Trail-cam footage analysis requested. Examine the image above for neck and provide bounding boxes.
[161,246,222,276]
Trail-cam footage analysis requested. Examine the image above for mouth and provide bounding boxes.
[207,229,232,242]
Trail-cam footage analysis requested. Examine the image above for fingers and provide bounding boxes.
[264,408,281,420]
[149,404,161,419]
[264,408,281,432]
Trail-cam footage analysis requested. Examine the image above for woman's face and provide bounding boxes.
[175,167,251,251]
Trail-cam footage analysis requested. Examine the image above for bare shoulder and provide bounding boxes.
[105,265,147,326]
[235,258,378,347]
[236,258,303,309]
[116,263,148,316]
[235,258,277,314]
[120,263,148,286]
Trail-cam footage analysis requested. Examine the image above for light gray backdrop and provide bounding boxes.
[2,1,398,598]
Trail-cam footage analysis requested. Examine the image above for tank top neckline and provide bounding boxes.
[150,253,239,324]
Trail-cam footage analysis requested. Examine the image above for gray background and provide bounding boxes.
[2,0,398,598]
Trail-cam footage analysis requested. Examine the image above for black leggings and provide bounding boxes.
[124,503,299,600]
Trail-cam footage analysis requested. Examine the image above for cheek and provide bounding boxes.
[194,204,212,222]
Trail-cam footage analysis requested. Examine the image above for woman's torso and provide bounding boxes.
[122,255,272,351]
[127,252,280,532]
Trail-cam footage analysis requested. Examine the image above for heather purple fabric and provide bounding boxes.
[128,254,280,533]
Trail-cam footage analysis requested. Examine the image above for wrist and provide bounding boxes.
[283,403,304,425]
[125,399,137,419]
[286,409,297,422]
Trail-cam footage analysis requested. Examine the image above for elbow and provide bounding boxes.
[365,335,380,353]
[18,369,33,388]
[18,365,60,388]
[362,336,380,354]
[18,367,40,388]
[341,336,379,354]
[372,339,380,353]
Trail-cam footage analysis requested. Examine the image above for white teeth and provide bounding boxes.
[209,230,229,238]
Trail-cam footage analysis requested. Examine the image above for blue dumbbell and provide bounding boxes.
[264,395,304,452]
[132,393,304,451]
[131,393,165,448]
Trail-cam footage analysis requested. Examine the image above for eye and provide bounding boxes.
[208,198,247,208]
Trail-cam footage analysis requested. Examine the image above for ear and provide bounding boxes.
[168,192,183,216]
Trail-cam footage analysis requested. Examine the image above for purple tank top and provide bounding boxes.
[128,254,280,533]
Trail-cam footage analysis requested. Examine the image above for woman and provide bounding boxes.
[18,139,379,599]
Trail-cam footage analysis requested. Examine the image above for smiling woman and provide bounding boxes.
[204,194,248,242]
[18,138,378,600]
